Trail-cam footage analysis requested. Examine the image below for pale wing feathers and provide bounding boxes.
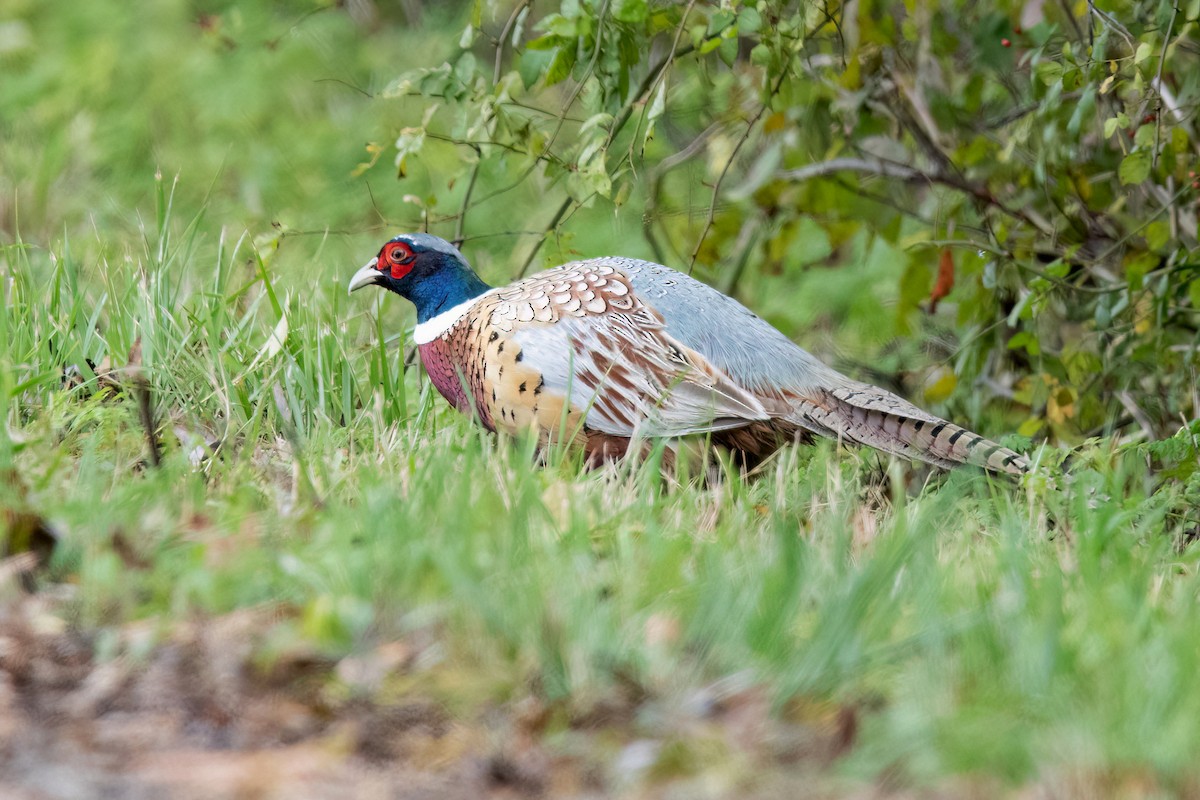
[492,264,770,438]
[511,311,771,438]
[571,312,769,436]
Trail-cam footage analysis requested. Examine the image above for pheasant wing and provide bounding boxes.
[487,263,771,438]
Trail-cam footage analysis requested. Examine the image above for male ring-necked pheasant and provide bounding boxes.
[349,233,1030,475]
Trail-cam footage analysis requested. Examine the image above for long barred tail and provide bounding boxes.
[786,384,1031,475]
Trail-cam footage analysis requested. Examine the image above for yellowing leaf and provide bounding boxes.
[1017,417,1045,437]
[352,142,383,178]
[706,134,734,180]
[764,112,787,135]
[923,368,958,403]
[1047,386,1077,425]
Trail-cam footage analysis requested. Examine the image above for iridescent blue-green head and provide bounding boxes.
[348,233,491,322]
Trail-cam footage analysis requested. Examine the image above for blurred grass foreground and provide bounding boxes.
[2,0,1200,798]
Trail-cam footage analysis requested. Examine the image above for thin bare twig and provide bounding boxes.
[466,0,613,213]
[1152,3,1178,169]
[718,213,762,296]
[1086,1,1136,51]
[124,337,161,469]
[510,19,703,279]
[622,0,697,166]
[1117,390,1158,439]
[493,0,532,84]
[135,379,160,469]
[516,197,574,278]
[642,121,721,264]
[688,68,789,273]
[777,157,923,182]
[454,144,482,245]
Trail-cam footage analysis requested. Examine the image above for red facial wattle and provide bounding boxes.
[382,242,415,280]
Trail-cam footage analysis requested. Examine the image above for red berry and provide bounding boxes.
[1189,170,1196,178]
[1143,114,1156,123]
[1001,38,1012,47]
[1013,25,1023,35]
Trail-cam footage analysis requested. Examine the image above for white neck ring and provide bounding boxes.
[412,290,497,344]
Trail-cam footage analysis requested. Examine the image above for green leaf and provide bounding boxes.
[525,33,564,51]
[545,45,577,86]
[578,112,613,137]
[785,217,833,268]
[719,34,738,67]
[1134,123,1157,148]
[518,48,553,89]
[535,13,580,37]
[383,64,451,99]
[452,52,477,87]
[1035,61,1063,86]
[1044,259,1070,278]
[1103,117,1120,138]
[612,0,648,24]
[1007,331,1041,356]
[727,141,782,201]
[1135,41,1153,64]
[1017,417,1045,437]
[646,80,666,123]
[1124,250,1157,289]
[737,7,762,33]
[1119,150,1151,185]
[1067,86,1096,136]
[707,8,735,36]
[1145,220,1170,251]
[1171,126,1190,153]
[642,80,666,152]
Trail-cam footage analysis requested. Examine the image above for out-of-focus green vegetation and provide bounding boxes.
[384,0,1200,449]
[1,0,1199,797]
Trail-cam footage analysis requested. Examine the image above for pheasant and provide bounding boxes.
[348,233,1030,475]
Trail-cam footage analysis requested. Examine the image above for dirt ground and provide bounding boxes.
[0,591,872,800]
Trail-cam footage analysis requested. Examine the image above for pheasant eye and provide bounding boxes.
[385,243,415,279]
[387,243,414,263]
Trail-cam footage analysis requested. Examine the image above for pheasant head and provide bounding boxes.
[347,233,491,322]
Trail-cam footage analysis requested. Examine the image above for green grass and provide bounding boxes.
[2,1,1200,796]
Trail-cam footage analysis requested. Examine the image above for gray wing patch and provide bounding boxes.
[576,257,848,395]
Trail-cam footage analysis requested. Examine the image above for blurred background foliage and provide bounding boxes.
[382,0,1200,460]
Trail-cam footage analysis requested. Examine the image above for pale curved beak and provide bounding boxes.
[347,257,382,295]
